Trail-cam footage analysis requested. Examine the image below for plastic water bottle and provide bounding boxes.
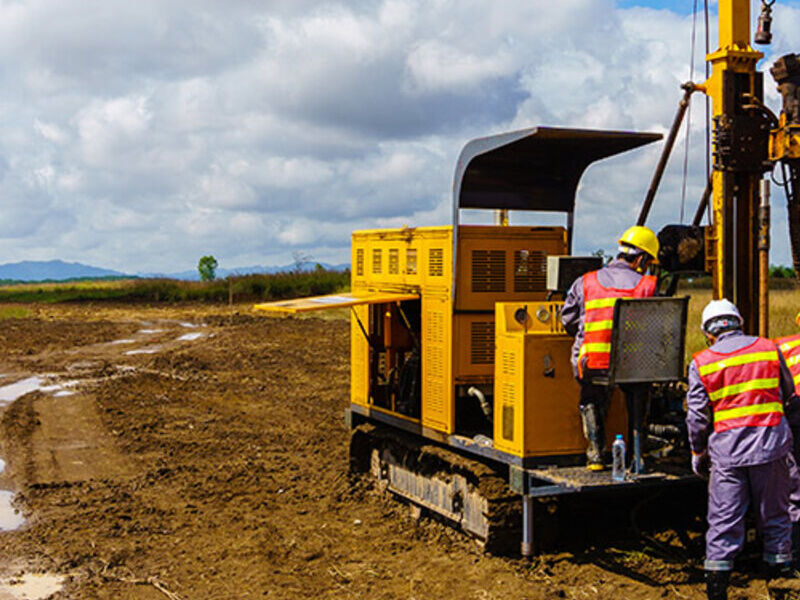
[612,434,626,482]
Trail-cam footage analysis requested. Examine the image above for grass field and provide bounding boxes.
[0,305,31,320]
[0,270,350,304]
[684,289,800,356]
[0,273,797,358]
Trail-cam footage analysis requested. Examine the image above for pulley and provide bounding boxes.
[755,0,775,45]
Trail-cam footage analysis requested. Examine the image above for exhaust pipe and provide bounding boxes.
[467,386,492,420]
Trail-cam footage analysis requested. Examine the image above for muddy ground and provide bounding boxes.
[0,302,774,599]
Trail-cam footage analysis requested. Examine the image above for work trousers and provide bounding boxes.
[705,456,793,570]
[578,370,644,448]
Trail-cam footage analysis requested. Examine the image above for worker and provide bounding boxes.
[688,299,799,600]
[561,225,658,471]
[775,312,800,564]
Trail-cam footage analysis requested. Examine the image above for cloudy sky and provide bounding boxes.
[2,0,800,273]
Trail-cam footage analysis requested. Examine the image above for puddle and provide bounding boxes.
[0,573,65,599]
[178,322,198,328]
[109,339,135,345]
[137,329,164,334]
[176,332,204,342]
[0,378,45,404]
[0,491,23,531]
[124,347,161,356]
[0,458,5,474]
[0,377,80,405]
[40,380,78,393]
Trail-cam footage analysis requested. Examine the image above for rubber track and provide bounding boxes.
[349,423,522,554]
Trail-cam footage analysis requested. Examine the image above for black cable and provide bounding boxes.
[395,303,420,350]
[350,306,376,350]
[680,0,699,224]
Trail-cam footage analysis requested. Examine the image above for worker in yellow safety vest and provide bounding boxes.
[561,225,659,470]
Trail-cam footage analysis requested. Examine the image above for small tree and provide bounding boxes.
[292,250,312,274]
[198,255,218,282]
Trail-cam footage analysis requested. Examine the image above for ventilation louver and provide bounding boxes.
[472,250,505,292]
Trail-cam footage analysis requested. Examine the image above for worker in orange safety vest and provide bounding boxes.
[688,300,800,599]
[775,312,800,567]
[561,225,658,470]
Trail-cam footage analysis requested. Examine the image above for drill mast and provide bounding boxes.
[704,0,769,333]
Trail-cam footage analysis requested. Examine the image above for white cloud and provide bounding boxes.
[0,0,794,273]
[404,41,515,93]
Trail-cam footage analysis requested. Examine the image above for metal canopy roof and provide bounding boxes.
[453,127,662,214]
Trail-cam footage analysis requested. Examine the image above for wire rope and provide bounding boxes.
[704,0,712,224]
[680,0,700,223]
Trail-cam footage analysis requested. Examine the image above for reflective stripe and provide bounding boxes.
[780,338,800,352]
[764,552,794,565]
[708,378,780,402]
[584,320,613,333]
[794,373,800,386]
[704,559,733,571]
[579,343,610,356]
[788,354,800,368]
[585,297,619,310]
[697,351,779,376]
[713,401,784,423]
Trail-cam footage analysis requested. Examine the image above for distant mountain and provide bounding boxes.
[0,259,350,282]
[0,260,127,282]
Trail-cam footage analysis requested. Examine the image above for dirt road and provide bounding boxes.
[0,303,771,599]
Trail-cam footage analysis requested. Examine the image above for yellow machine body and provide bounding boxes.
[349,224,581,457]
[492,303,627,458]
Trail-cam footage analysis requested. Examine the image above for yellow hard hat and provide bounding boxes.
[618,226,659,261]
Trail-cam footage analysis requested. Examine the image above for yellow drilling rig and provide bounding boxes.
[256,0,800,555]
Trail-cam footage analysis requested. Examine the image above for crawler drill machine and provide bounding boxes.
[257,128,693,555]
[256,0,800,555]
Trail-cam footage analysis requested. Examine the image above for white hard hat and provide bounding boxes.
[701,299,742,332]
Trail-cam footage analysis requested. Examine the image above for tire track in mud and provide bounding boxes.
[0,317,213,599]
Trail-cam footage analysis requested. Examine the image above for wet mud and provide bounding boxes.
[0,303,777,599]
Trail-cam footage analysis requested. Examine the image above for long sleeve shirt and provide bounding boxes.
[561,259,647,376]
[686,330,800,468]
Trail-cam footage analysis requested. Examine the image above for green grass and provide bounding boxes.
[684,289,800,358]
[0,306,31,319]
[0,270,351,304]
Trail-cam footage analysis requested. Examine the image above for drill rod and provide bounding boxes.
[637,84,696,227]
[692,174,713,226]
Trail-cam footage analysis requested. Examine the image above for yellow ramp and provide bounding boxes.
[254,291,419,314]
